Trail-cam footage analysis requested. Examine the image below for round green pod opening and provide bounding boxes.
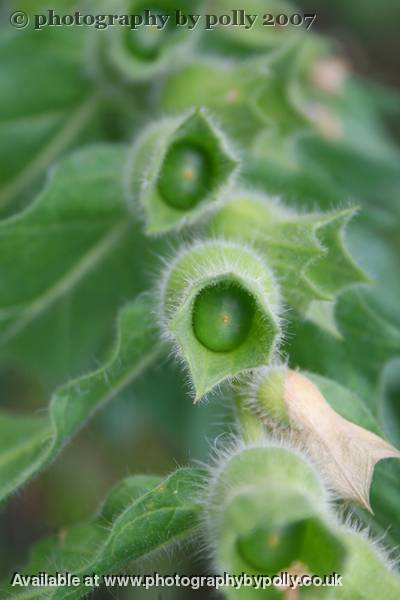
[125,28,164,61]
[158,141,213,211]
[237,520,306,574]
[192,280,255,353]
[124,7,171,61]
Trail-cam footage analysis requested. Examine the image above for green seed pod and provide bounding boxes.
[162,40,332,149]
[124,8,167,61]
[158,141,212,210]
[161,59,268,144]
[206,442,346,598]
[237,520,306,574]
[206,441,400,599]
[126,110,238,234]
[193,281,256,353]
[92,0,200,82]
[160,240,281,400]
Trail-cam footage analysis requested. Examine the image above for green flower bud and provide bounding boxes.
[124,7,168,61]
[206,443,346,596]
[160,240,281,400]
[206,442,400,599]
[126,110,238,234]
[93,0,199,82]
[162,59,267,144]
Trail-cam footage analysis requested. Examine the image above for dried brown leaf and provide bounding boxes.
[284,370,400,510]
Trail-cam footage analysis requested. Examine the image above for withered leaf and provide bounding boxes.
[283,370,400,510]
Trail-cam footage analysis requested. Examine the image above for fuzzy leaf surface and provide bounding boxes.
[209,195,366,313]
[0,144,158,382]
[0,26,98,213]
[288,289,400,408]
[1,468,204,599]
[0,295,161,504]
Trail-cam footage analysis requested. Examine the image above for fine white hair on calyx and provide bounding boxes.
[240,362,289,421]
[193,433,335,570]
[122,108,240,237]
[339,512,400,572]
[158,237,281,323]
[155,238,284,399]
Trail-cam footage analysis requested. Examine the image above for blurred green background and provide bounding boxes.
[0,0,399,598]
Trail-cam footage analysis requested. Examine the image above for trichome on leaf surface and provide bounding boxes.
[0,0,400,598]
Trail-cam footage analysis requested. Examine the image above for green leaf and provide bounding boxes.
[0,144,158,382]
[241,149,343,212]
[252,45,311,138]
[126,110,238,234]
[0,295,161,505]
[297,75,400,201]
[0,26,98,213]
[1,468,204,599]
[0,145,126,334]
[300,133,400,210]
[380,360,400,447]
[97,474,163,524]
[288,289,400,409]
[306,372,382,435]
[208,193,367,314]
[306,209,368,296]
[198,0,303,58]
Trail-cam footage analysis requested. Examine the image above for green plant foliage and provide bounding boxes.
[160,240,281,399]
[161,58,268,143]
[199,0,302,57]
[288,289,400,407]
[0,468,204,599]
[126,110,238,234]
[337,528,400,600]
[206,444,346,598]
[206,443,400,599]
[245,367,400,543]
[0,144,161,381]
[208,193,367,314]
[1,1,400,597]
[0,295,161,504]
[94,0,202,82]
[193,281,256,352]
[0,146,128,342]
[0,26,98,213]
